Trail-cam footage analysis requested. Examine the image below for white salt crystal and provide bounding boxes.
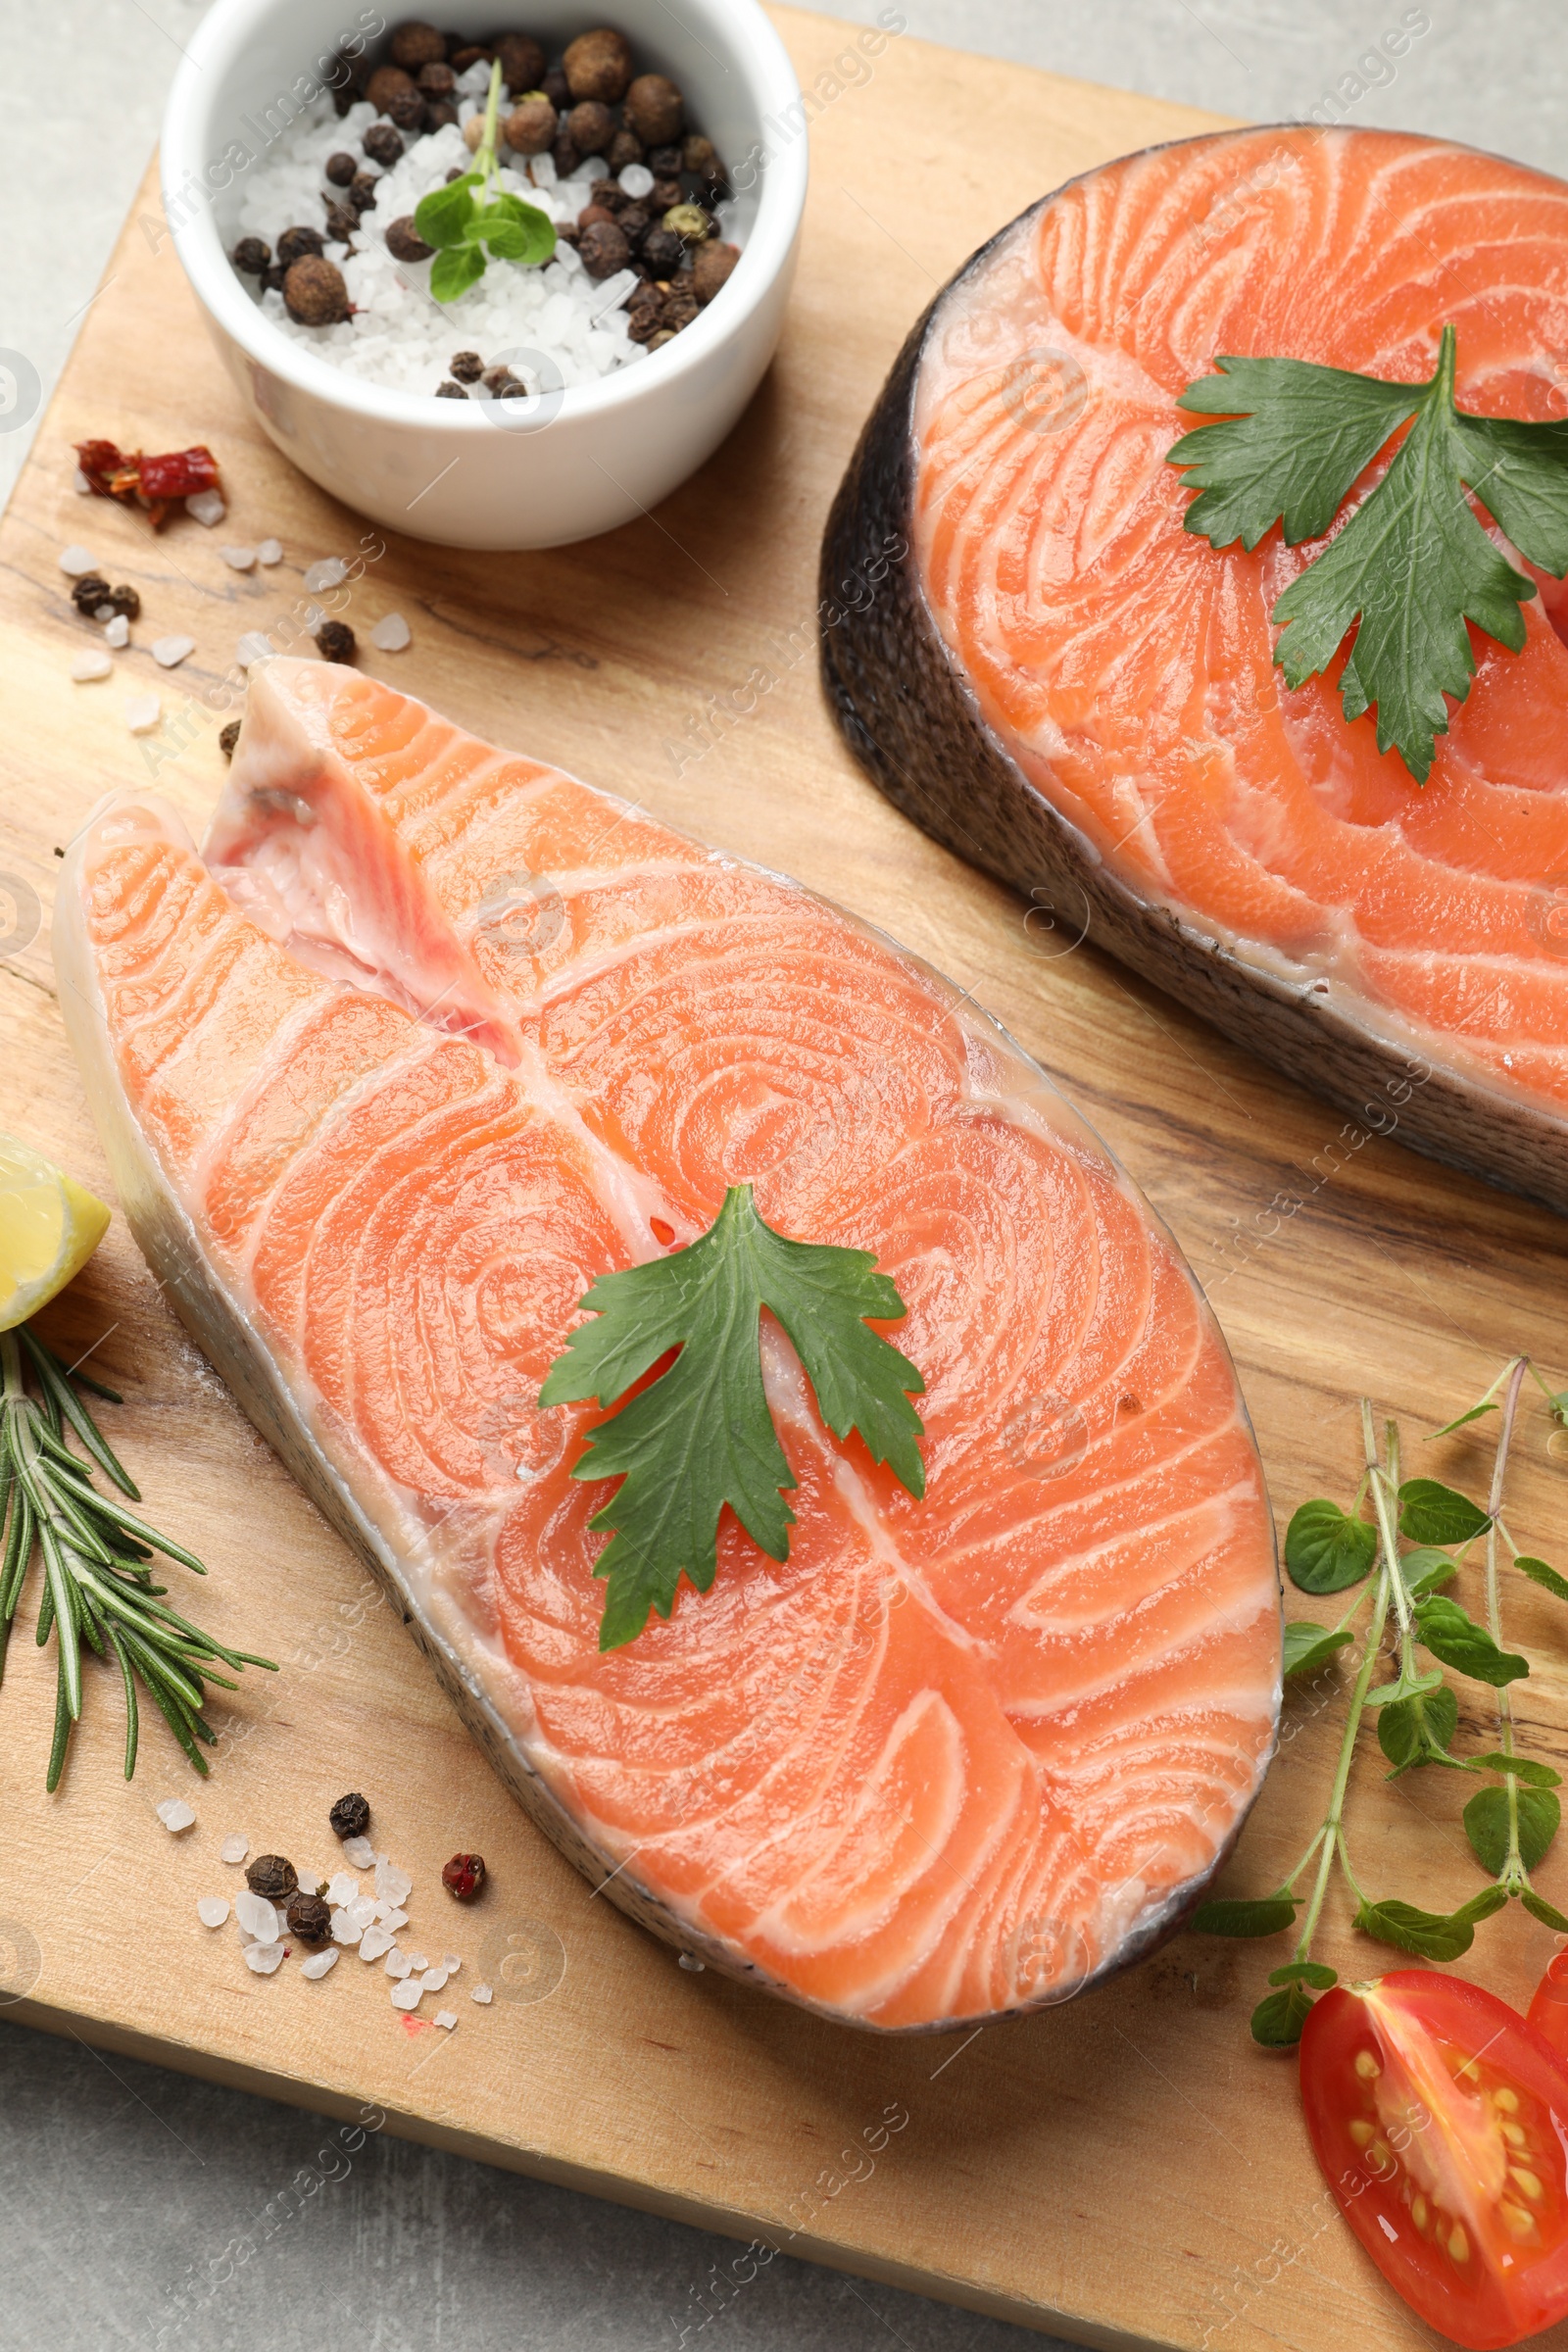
[391,1979,423,2011]
[236,1890,279,1941]
[256,538,283,565]
[342,1835,377,1869]
[152,634,195,668]
[301,1947,339,1980]
[376,1905,410,1932]
[434,2010,457,2031]
[71,650,113,682]
[245,1941,285,1975]
[157,1797,196,1831]
[197,1896,230,1929]
[221,545,258,570]
[220,1834,249,1864]
[186,489,226,526]
[293,1867,321,1896]
[236,631,274,667]
[104,613,130,649]
[325,1871,359,1907]
[442,1953,461,1974]
[305,558,348,592]
[470,1984,493,2004]
[74,467,92,495]
[373,1856,413,1906]
[330,1908,363,1946]
[359,1924,394,1961]
[618,162,654,198]
[420,1965,448,1993]
[384,1949,413,1981]
[405,1952,429,1973]
[345,1894,378,1933]
[59,545,97,575]
[124,695,162,735]
[370,612,411,652]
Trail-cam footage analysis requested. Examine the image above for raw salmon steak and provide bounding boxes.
[822,125,1568,1216]
[54,659,1280,2031]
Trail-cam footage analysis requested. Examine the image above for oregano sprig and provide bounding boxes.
[413,61,556,302]
[1191,1357,1568,2044]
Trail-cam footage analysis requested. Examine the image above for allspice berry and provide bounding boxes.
[276,223,325,266]
[231,235,271,273]
[246,1854,299,1903]
[329,1790,371,1839]
[605,128,644,172]
[564,26,633,104]
[324,149,358,186]
[417,61,457,95]
[324,200,360,245]
[390,19,445,68]
[363,122,405,166]
[285,1892,333,1944]
[385,214,434,262]
[578,218,631,278]
[365,63,417,114]
[386,87,428,132]
[682,133,722,182]
[692,239,739,304]
[316,618,358,663]
[442,1852,487,1901]
[504,96,557,155]
[496,31,546,93]
[284,254,352,325]
[449,349,483,381]
[624,73,683,147]
[565,99,613,157]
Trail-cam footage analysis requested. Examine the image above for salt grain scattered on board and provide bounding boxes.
[325,1871,358,1906]
[385,1950,413,1981]
[471,1984,493,2004]
[295,1868,322,1896]
[220,1834,249,1864]
[187,490,226,526]
[360,1925,395,1962]
[345,1894,378,1933]
[373,1856,412,1906]
[420,1965,448,1993]
[434,2011,457,2032]
[156,1797,195,1831]
[330,1909,364,1946]
[58,546,97,576]
[305,558,348,592]
[74,468,92,496]
[343,1835,377,1870]
[257,538,283,565]
[377,1904,410,1932]
[71,651,113,683]
[391,1979,423,2011]
[124,696,162,735]
[197,1896,230,1929]
[301,1948,338,1980]
[152,635,196,668]
[104,613,130,649]
[442,1954,461,1975]
[370,612,411,652]
[236,1891,279,1941]
[221,545,258,570]
[245,1942,285,1975]
[405,1952,429,1973]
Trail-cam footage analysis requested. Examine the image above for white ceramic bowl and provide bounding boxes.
[161,0,807,549]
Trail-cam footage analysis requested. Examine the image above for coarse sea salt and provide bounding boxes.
[442,1953,461,1975]
[420,1966,448,1994]
[197,1896,231,1929]
[74,468,92,495]
[325,1870,359,1907]
[256,537,283,564]
[124,695,162,735]
[157,1797,195,1832]
[71,650,113,683]
[220,1833,249,1864]
[305,558,348,594]
[391,1979,423,2011]
[370,612,411,652]
[470,1984,493,2005]
[385,1949,414,1981]
[330,1908,364,1946]
[104,613,130,649]
[228,94,730,402]
[152,635,196,668]
[221,545,257,570]
[373,1856,412,1907]
[59,545,97,576]
[245,1941,285,1975]
[301,1947,339,1980]
[187,489,226,526]
[360,1924,395,1962]
[236,1890,279,1941]
[345,1894,378,1934]
[434,2010,457,2032]
[376,1904,410,1933]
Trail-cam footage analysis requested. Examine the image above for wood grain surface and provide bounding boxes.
[4,13,1568,2349]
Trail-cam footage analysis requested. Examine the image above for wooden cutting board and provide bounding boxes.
[5,13,1568,2348]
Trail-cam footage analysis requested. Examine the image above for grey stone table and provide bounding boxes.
[2,4,1563,2346]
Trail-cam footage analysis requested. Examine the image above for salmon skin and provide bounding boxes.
[821,125,1568,1217]
[54,659,1280,2032]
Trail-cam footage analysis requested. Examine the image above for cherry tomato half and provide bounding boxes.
[1528,1952,1568,2065]
[1299,1970,1568,2349]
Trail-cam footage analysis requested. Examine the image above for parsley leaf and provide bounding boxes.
[539,1185,926,1650]
[1169,325,1568,782]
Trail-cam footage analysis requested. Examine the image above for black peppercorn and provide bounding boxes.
[417,60,456,94]
[386,88,428,133]
[363,122,405,168]
[329,1790,371,1839]
[588,176,629,214]
[276,223,324,267]
[70,574,112,617]
[316,618,357,663]
[103,583,140,620]
[449,349,483,382]
[662,284,700,334]
[285,1892,333,1944]
[386,215,434,262]
[284,255,353,325]
[541,66,570,110]
[350,172,380,212]
[606,129,644,173]
[426,100,459,129]
[435,380,468,398]
[324,150,358,186]
[648,174,683,215]
[625,284,663,345]
[231,235,271,274]
[551,135,580,181]
[261,264,288,295]
[640,225,684,278]
[647,144,682,176]
[578,219,631,279]
[246,1853,299,1902]
[481,363,521,395]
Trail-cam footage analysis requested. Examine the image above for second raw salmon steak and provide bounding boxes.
[55,660,1280,2030]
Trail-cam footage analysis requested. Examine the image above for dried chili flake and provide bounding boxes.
[74,440,223,530]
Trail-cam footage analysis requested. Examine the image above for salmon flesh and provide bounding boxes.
[821,125,1568,1216]
[54,658,1280,2031]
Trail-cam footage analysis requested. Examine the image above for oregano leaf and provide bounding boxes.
[1189,1894,1298,1938]
[1398,1478,1492,1546]
[1283,1498,1377,1593]
[1250,1984,1314,2046]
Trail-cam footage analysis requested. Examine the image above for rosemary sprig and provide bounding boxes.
[0,1323,275,1788]
[1193,1357,1568,2044]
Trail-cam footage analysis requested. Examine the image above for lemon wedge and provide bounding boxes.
[0,1133,111,1332]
